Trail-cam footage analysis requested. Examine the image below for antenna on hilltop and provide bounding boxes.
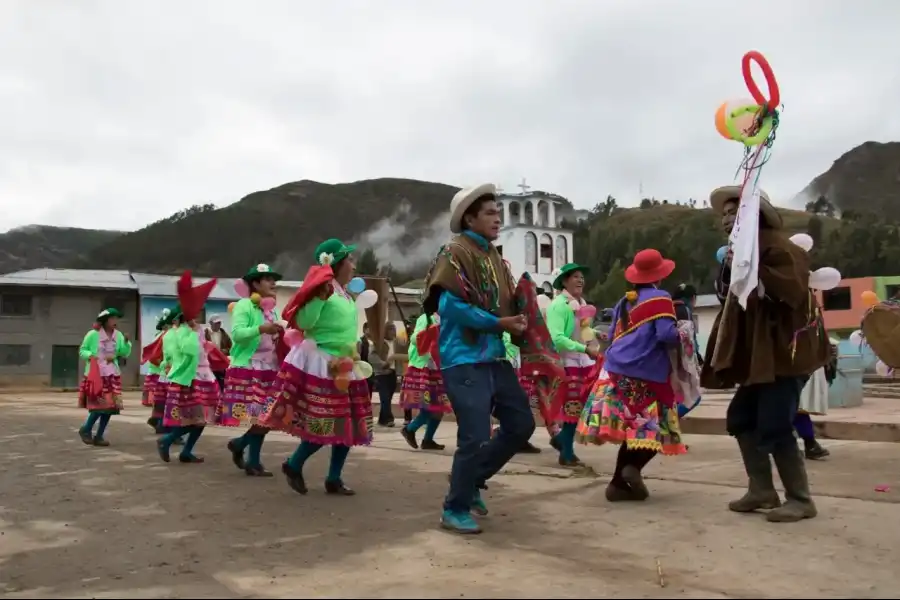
[518,177,531,194]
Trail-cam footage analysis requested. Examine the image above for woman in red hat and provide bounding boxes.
[576,249,687,502]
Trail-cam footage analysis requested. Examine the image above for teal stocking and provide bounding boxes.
[160,426,187,449]
[558,422,577,461]
[423,416,441,442]
[247,433,264,468]
[180,426,204,458]
[407,411,429,433]
[287,441,322,471]
[96,414,111,438]
[327,445,350,482]
[81,412,100,433]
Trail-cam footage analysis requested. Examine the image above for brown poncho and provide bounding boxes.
[701,228,831,388]
[422,233,516,344]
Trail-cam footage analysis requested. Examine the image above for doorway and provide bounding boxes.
[50,345,80,388]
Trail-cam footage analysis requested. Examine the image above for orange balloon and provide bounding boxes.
[227,302,236,313]
[860,290,879,307]
[714,102,732,140]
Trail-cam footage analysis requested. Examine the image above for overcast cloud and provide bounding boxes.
[1,0,898,232]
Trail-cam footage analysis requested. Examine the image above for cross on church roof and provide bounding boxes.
[517,177,531,194]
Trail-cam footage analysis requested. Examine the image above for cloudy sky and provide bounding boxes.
[2,0,898,232]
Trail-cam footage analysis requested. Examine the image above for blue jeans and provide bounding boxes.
[443,361,535,513]
[726,376,807,454]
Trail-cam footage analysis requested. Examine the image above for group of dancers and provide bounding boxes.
[75,181,831,534]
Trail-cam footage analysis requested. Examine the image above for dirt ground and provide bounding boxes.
[1,392,899,599]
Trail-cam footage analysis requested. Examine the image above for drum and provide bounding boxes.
[860,301,900,368]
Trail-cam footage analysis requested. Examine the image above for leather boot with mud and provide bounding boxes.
[767,445,817,523]
[729,434,781,513]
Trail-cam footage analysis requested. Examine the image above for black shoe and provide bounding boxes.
[78,428,94,445]
[245,464,274,477]
[421,439,445,451]
[178,454,205,464]
[282,461,308,495]
[92,436,110,447]
[227,440,246,470]
[400,426,419,449]
[157,440,171,463]
[325,480,356,496]
[804,442,830,461]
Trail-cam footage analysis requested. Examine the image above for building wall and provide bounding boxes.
[815,276,875,330]
[497,226,573,292]
[873,276,900,303]
[0,285,139,388]
[137,296,232,375]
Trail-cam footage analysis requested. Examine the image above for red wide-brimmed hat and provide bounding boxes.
[625,249,675,285]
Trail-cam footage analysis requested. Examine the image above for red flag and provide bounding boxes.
[141,337,164,366]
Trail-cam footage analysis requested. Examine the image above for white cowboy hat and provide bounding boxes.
[449,183,497,234]
[709,185,782,229]
[208,314,222,324]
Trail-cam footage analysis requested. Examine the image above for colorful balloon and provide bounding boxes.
[808,267,841,291]
[227,302,236,313]
[347,277,366,294]
[716,246,728,264]
[234,279,250,298]
[861,290,879,307]
[848,329,864,347]
[355,289,378,309]
[260,296,276,311]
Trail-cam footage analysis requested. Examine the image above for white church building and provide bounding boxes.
[494,181,576,294]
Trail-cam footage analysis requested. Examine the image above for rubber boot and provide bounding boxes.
[766,444,817,523]
[729,434,782,513]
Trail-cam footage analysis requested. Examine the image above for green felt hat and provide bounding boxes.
[159,305,182,327]
[242,263,282,282]
[314,238,357,267]
[96,307,123,322]
[552,263,590,290]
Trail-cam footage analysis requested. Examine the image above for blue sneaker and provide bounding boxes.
[471,489,489,516]
[440,510,482,534]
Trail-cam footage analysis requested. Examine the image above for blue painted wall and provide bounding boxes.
[138,296,232,375]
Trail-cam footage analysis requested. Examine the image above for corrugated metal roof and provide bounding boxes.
[130,272,239,300]
[0,268,137,290]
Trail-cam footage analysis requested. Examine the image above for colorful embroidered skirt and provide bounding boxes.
[162,379,220,428]
[150,374,168,423]
[216,364,279,427]
[576,370,686,455]
[399,365,451,414]
[557,365,594,424]
[141,373,159,407]
[78,375,123,414]
[258,345,373,446]
[519,371,562,437]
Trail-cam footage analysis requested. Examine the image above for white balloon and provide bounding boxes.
[537,294,552,310]
[808,267,842,291]
[353,361,374,379]
[355,289,378,309]
[848,329,864,347]
[789,233,814,252]
[876,360,892,377]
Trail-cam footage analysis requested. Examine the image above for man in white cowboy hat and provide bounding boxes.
[422,183,532,535]
[205,314,231,391]
[704,184,831,523]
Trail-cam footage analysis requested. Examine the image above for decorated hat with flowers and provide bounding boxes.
[242,263,282,283]
[551,262,590,290]
[96,307,123,323]
[314,238,357,267]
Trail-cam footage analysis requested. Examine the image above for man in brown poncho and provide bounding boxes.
[703,185,830,523]
[421,182,531,535]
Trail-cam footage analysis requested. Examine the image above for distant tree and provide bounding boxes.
[590,195,619,219]
[807,216,824,248]
[356,248,380,275]
[639,198,653,209]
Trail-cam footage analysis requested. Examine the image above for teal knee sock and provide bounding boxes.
[160,426,186,448]
[247,434,264,467]
[81,412,100,433]
[407,411,430,433]
[423,416,441,442]
[231,431,250,450]
[288,441,321,471]
[560,422,576,460]
[96,414,111,438]
[180,426,204,457]
[327,445,350,482]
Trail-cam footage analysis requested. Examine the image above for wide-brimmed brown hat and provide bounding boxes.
[709,185,782,229]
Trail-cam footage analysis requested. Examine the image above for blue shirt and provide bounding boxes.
[436,230,506,369]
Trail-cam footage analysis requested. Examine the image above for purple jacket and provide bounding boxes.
[604,287,680,383]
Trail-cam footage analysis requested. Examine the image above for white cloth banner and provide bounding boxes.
[728,182,761,309]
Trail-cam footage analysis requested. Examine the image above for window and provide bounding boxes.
[886,284,900,300]
[822,287,851,311]
[555,236,568,266]
[0,344,31,366]
[539,235,553,259]
[100,294,128,314]
[524,232,537,272]
[1,294,33,317]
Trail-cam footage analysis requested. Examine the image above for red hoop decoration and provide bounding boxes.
[741,50,780,111]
